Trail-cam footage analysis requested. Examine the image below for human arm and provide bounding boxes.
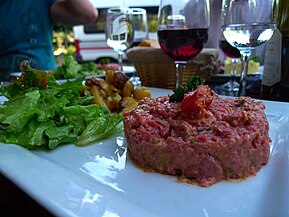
[50,0,98,26]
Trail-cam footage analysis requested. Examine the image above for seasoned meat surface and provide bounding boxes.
[123,86,271,187]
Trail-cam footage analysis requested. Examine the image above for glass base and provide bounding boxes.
[216,81,239,97]
[129,76,141,87]
[217,81,239,91]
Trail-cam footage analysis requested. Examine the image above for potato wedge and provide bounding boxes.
[105,70,114,85]
[90,85,107,108]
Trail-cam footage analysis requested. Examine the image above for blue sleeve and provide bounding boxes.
[47,0,56,8]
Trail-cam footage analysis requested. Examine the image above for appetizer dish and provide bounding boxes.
[124,80,271,187]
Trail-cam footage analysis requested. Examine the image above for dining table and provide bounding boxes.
[1,86,289,217]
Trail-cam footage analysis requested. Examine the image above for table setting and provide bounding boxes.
[1,0,289,216]
[1,86,289,217]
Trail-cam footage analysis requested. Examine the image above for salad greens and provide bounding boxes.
[0,61,123,150]
[52,54,104,79]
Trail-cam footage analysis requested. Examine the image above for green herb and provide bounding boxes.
[246,115,251,124]
[152,139,161,144]
[169,75,203,102]
[0,62,122,149]
[190,137,195,144]
[238,98,246,106]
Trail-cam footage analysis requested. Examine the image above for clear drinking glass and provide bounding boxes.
[105,7,134,72]
[221,0,277,96]
[131,8,148,46]
[157,0,210,88]
[217,34,242,96]
[129,8,148,86]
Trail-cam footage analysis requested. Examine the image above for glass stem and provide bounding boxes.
[238,53,250,97]
[118,52,124,72]
[231,58,238,91]
[175,62,186,88]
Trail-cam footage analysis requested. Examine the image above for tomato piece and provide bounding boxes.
[180,85,213,112]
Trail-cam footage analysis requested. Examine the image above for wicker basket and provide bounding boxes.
[126,47,219,89]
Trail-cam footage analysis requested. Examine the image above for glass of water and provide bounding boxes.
[221,0,277,96]
[129,8,148,86]
[131,8,148,46]
[105,7,134,72]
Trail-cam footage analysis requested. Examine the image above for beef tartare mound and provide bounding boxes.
[123,85,271,187]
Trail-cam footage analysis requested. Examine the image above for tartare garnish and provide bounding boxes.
[180,85,213,112]
[169,75,203,102]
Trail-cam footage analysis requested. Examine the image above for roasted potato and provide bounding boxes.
[86,77,116,98]
[112,71,129,89]
[122,80,134,97]
[133,86,152,101]
[119,97,138,113]
[85,70,151,113]
[106,70,129,89]
[106,92,122,110]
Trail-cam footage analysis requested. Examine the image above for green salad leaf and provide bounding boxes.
[76,113,123,146]
[54,54,81,79]
[0,61,123,150]
[53,54,104,79]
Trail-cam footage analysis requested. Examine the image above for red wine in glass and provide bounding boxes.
[158,28,209,62]
[219,40,241,58]
[217,40,241,95]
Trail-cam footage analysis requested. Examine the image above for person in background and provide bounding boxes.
[183,0,223,61]
[205,0,222,50]
[0,0,98,82]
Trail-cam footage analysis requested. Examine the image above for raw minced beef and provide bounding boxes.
[123,85,271,187]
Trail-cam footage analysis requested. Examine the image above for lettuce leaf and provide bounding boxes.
[63,104,107,135]
[53,54,104,79]
[0,62,123,150]
[0,90,41,134]
[76,113,123,146]
[54,54,82,79]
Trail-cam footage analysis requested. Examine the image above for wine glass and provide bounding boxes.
[221,0,277,96]
[217,34,242,96]
[129,8,148,86]
[105,7,134,72]
[157,0,210,88]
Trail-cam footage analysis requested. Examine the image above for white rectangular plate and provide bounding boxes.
[0,88,289,217]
